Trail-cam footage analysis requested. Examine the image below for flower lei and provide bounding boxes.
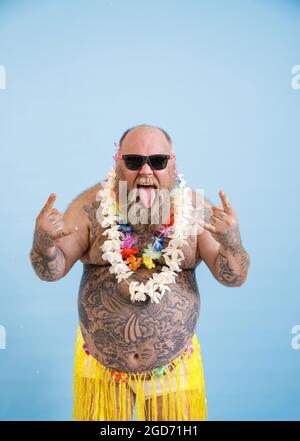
[97,166,194,304]
[117,208,175,271]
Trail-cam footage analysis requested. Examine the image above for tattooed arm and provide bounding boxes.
[30,230,66,281]
[212,224,250,287]
[197,193,250,287]
[30,191,90,281]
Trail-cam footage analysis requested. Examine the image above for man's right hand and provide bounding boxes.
[33,193,75,253]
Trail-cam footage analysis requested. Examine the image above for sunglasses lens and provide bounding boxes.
[149,155,168,170]
[123,155,143,170]
[122,155,169,170]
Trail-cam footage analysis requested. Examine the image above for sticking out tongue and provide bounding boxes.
[138,186,156,208]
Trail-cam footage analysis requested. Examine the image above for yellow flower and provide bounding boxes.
[142,253,155,269]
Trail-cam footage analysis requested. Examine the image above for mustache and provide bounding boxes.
[134,176,159,188]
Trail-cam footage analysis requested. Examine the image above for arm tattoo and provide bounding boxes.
[33,230,54,252]
[30,230,65,281]
[218,225,242,255]
[217,252,243,287]
[218,225,250,271]
[30,246,65,281]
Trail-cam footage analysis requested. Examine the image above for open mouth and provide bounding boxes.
[136,184,157,208]
[137,184,157,189]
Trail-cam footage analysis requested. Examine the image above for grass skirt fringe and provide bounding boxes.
[73,325,208,421]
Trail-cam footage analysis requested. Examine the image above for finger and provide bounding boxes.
[219,190,233,215]
[55,228,74,239]
[49,217,61,225]
[41,193,56,215]
[212,205,223,211]
[203,222,216,233]
[49,208,61,216]
[53,222,64,231]
[210,215,223,226]
[215,213,225,221]
[48,213,61,222]
[211,209,225,221]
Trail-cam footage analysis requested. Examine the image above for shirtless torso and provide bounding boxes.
[77,183,203,373]
[30,172,249,378]
[30,126,249,422]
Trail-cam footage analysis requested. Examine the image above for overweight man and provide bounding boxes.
[30,124,250,421]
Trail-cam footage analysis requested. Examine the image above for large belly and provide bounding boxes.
[78,263,200,372]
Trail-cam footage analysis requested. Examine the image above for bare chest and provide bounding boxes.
[77,200,202,372]
[78,264,200,372]
[80,200,201,269]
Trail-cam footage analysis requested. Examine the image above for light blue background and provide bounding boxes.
[0,0,299,421]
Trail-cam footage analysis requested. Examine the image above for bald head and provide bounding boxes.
[119,127,172,158]
[119,124,172,151]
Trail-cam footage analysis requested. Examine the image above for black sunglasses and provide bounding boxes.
[118,154,176,171]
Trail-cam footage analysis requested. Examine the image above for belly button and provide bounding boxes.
[134,353,139,359]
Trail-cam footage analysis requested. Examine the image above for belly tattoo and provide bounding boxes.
[78,263,200,372]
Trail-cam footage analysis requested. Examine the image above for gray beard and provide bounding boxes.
[114,168,177,236]
[115,186,175,236]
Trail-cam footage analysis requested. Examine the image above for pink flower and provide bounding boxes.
[187,343,194,359]
[156,225,171,237]
[82,343,90,356]
[122,235,137,249]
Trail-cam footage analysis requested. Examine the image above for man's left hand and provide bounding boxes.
[202,190,242,253]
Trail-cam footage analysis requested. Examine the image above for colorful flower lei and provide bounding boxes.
[96,166,194,303]
[117,207,175,271]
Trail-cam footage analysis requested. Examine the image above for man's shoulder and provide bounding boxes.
[75,182,103,205]
[64,182,103,217]
[190,189,213,213]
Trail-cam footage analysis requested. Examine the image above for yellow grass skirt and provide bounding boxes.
[73,325,208,421]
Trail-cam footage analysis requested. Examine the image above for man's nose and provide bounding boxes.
[139,161,153,175]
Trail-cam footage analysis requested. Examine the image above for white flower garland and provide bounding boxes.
[96,166,194,303]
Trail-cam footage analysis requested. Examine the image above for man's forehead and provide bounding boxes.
[120,127,171,153]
